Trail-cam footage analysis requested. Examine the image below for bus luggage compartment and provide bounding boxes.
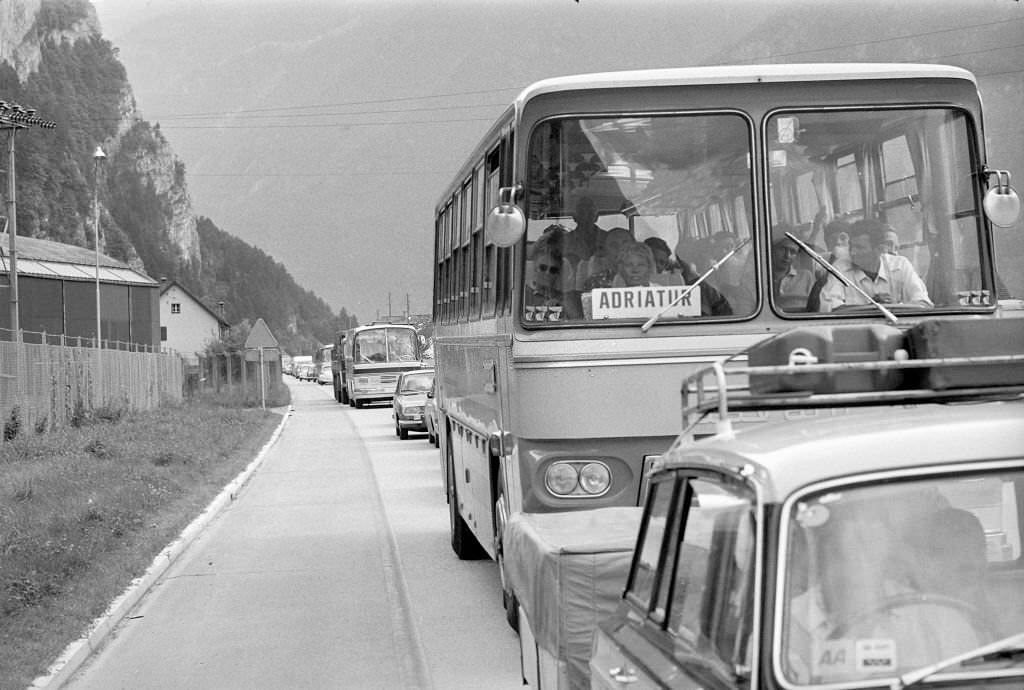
[503,507,641,690]
[906,317,1024,389]
[748,324,905,394]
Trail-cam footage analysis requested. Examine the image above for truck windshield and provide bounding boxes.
[780,469,1023,685]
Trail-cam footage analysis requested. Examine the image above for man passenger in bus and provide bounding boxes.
[662,242,733,317]
[816,219,932,312]
[570,196,601,257]
[881,229,901,255]
[770,224,816,312]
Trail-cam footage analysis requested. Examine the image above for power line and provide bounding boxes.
[158,116,499,130]
[145,86,521,120]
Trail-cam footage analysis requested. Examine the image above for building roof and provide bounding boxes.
[0,232,157,287]
[159,279,229,327]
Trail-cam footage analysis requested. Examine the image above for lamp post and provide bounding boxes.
[0,101,56,341]
[93,146,105,387]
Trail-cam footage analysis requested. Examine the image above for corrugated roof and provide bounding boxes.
[0,232,157,286]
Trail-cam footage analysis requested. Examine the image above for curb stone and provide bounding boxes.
[29,404,295,690]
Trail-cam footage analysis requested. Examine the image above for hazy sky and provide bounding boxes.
[89,0,1023,323]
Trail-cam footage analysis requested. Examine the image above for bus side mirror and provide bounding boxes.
[983,169,1021,228]
[486,185,525,247]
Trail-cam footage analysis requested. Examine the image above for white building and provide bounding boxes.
[159,280,228,364]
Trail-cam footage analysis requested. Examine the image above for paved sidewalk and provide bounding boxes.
[48,381,428,690]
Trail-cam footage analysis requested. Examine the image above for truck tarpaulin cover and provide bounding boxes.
[503,507,642,688]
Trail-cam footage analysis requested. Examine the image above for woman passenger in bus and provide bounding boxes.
[524,231,582,321]
[613,241,662,287]
[644,237,685,286]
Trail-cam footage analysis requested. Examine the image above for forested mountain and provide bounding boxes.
[0,0,355,355]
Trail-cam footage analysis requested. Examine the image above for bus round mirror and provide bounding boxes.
[486,203,525,247]
[984,185,1021,228]
[983,170,1021,228]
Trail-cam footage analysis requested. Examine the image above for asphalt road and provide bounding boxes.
[62,377,522,690]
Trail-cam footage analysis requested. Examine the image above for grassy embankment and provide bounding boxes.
[0,383,290,689]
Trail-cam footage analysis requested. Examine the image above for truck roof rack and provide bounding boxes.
[680,320,1024,437]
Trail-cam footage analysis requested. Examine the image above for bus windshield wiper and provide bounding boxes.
[784,232,899,325]
[893,631,1024,689]
[641,238,750,333]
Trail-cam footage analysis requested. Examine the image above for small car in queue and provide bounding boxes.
[392,369,435,440]
[316,361,333,386]
[590,318,1024,690]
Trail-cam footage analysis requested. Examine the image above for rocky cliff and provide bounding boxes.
[1,0,200,274]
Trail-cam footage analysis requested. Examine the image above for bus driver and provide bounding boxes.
[816,219,932,312]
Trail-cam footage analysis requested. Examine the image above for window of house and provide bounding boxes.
[171,303,181,314]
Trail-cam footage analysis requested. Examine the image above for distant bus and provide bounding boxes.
[340,322,426,408]
[330,330,346,402]
[430,63,1019,623]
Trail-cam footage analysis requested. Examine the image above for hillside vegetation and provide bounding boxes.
[1,0,356,354]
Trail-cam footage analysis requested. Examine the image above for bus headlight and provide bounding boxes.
[545,463,579,495]
[578,462,611,495]
[544,460,612,497]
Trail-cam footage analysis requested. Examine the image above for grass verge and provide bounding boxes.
[0,384,289,689]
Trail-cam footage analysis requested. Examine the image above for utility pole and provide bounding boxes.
[0,101,56,341]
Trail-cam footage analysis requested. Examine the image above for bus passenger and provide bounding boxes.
[577,227,633,291]
[525,233,581,321]
[570,196,601,257]
[644,237,684,286]
[613,241,662,287]
[771,225,816,312]
[817,219,932,312]
[807,219,851,311]
[705,231,755,316]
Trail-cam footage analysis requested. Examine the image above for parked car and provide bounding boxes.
[316,361,333,385]
[424,378,439,446]
[590,320,1024,690]
[392,369,434,440]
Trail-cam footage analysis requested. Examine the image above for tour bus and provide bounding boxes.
[430,64,1020,624]
[330,330,347,402]
[339,322,425,408]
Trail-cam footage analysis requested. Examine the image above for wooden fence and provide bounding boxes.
[0,339,184,438]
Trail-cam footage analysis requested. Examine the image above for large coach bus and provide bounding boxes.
[339,322,425,408]
[430,64,1020,619]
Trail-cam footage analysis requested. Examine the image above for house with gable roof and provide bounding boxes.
[158,279,229,364]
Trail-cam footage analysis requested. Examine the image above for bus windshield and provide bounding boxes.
[352,327,419,364]
[525,113,754,324]
[522,106,991,325]
[766,107,985,314]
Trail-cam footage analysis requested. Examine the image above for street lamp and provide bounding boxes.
[93,146,105,381]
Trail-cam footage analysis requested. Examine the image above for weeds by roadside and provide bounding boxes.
[0,384,289,688]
